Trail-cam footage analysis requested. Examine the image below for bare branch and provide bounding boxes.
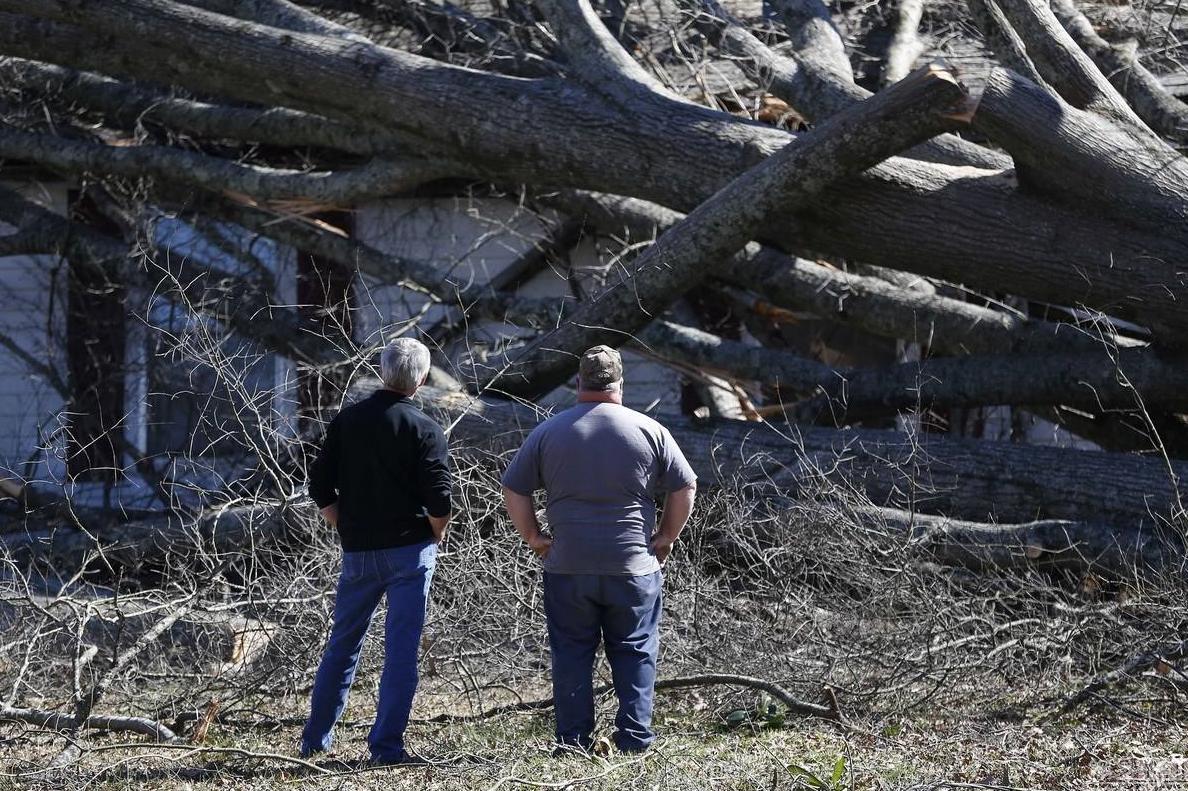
[533,0,678,103]
[0,126,458,204]
[1049,0,1188,144]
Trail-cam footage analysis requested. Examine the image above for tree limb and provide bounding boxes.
[0,704,178,741]
[974,67,1188,233]
[533,0,676,104]
[883,0,926,85]
[183,0,372,42]
[490,65,971,398]
[0,126,457,204]
[1049,0,1188,144]
[0,58,415,156]
[420,672,839,722]
[966,0,1047,87]
[992,0,1149,131]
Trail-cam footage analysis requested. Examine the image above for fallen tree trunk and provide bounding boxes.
[7,386,1185,572]
[423,387,1188,528]
[853,505,1178,578]
[1049,0,1188,144]
[6,2,1188,337]
[1,503,285,569]
[975,67,1188,232]
[547,190,1140,357]
[795,345,1188,417]
[640,320,1188,416]
[491,65,971,398]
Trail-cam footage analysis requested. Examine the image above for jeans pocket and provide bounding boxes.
[340,552,369,583]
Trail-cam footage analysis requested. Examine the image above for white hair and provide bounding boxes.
[380,337,431,394]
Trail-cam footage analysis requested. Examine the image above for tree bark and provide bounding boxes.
[641,320,1187,416]
[1049,0,1188,143]
[975,67,1188,233]
[3,2,1187,338]
[490,65,971,398]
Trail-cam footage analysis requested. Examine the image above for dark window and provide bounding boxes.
[142,217,281,463]
[65,190,125,481]
[297,212,354,426]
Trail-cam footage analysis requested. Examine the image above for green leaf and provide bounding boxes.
[787,762,827,789]
[831,754,847,786]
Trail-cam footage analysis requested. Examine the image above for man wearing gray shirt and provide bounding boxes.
[502,345,697,753]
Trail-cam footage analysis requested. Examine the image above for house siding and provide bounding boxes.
[0,182,69,486]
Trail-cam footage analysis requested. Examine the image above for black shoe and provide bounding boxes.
[368,751,426,767]
[612,736,654,755]
[550,742,592,758]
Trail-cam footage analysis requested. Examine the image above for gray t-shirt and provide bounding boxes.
[501,402,697,576]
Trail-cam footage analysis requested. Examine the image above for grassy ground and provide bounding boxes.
[3,685,1186,790]
[4,485,1185,789]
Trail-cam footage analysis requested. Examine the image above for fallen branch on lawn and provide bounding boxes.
[419,672,840,723]
[1062,638,1188,712]
[0,705,177,741]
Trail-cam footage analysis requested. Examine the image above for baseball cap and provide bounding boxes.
[578,345,623,390]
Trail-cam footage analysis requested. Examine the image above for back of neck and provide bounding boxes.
[577,391,622,405]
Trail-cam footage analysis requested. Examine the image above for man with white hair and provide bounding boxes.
[302,337,452,765]
[502,345,697,754]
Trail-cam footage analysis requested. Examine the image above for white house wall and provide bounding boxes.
[0,182,68,489]
[354,197,684,420]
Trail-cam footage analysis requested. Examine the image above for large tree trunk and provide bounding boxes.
[490,65,970,397]
[2,1,1187,338]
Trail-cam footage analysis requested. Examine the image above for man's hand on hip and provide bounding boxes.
[527,532,553,558]
[428,512,451,544]
[651,535,675,564]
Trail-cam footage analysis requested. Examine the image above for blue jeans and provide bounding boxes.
[301,541,436,762]
[542,571,663,752]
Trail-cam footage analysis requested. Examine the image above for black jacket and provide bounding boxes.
[308,390,453,551]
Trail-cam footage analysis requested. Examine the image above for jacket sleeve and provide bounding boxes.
[417,423,454,518]
[307,417,341,508]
